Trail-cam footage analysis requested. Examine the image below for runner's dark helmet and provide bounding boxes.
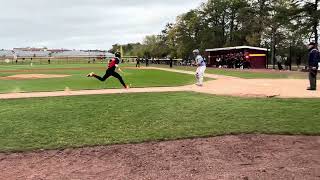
[115,52,121,58]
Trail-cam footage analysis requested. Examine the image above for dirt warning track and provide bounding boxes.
[1,135,319,180]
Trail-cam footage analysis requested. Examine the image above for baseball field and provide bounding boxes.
[0,63,319,179]
[0,64,198,93]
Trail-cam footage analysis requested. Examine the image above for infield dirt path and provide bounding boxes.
[0,67,319,99]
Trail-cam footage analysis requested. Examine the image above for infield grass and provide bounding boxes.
[0,64,196,93]
[0,92,319,152]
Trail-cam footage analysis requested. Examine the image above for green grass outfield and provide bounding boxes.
[0,64,195,93]
[152,64,313,79]
[0,92,319,152]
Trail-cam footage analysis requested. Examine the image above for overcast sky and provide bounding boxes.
[0,0,204,50]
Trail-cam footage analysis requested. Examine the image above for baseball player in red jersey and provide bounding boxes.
[87,52,129,89]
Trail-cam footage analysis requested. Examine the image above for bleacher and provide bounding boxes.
[0,49,115,64]
[1,49,114,58]
[52,50,114,58]
[14,50,50,57]
[0,50,14,58]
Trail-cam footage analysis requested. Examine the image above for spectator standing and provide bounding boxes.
[216,56,221,68]
[136,58,141,68]
[296,56,302,70]
[169,57,173,68]
[276,55,283,70]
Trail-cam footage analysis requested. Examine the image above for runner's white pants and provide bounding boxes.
[196,66,206,85]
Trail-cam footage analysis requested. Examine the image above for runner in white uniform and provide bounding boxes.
[193,49,206,86]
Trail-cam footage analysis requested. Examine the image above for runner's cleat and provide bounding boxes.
[87,72,94,77]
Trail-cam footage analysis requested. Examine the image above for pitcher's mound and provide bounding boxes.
[0,74,71,80]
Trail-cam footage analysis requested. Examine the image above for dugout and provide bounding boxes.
[206,46,268,69]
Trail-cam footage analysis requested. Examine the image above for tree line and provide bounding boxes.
[109,0,319,65]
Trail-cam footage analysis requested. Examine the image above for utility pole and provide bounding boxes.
[289,42,292,71]
[265,41,269,69]
[314,0,319,45]
[271,29,276,69]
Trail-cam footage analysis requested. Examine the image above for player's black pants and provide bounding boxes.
[309,68,318,90]
[93,68,126,87]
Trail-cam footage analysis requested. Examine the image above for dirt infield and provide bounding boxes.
[0,74,70,80]
[0,67,319,99]
[1,135,319,180]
